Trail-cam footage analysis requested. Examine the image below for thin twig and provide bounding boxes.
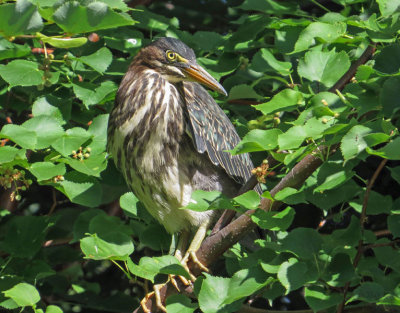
[363,239,400,250]
[328,44,376,93]
[48,188,57,215]
[337,158,388,313]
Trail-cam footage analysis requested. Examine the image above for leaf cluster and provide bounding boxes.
[1,0,400,313]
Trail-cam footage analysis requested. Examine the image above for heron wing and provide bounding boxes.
[183,82,257,188]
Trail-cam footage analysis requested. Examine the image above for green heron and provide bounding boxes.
[107,37,259,310]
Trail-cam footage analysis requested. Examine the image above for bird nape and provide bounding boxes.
[107,37,260,311]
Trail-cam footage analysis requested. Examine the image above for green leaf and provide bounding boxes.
[350,191,392,215]
[45,305,63,313]
[0,124,37,149]
[198,273,242,313]
[30,162,66,181]
[389,166,400,185]
[277,258,317,294]
[377,294,400,306]
[380,76,400,117]
[238,0,298,14]
[3,283,40,307]
[32,96,67,125]
[331,216,361,247]
[183,190,231,212]
[72,209,106,242]
[38,34,87,48]
[59,172,102,207]
[224,267,272,304]
[52,1,134,34]
[227,84,262,100]
[22,116,64,149]
[278,125,307,150]
[298,50,350,88]
[119,192,139,217]
[132,8,178,32]
[274,187,306,204]
[374,44,400,74]
[303,117,335,140]
[314,162,355,193]
[250,48,291,75]
[364,133,390,147]
[323,253,355,287]
[293,22,346,53]
[2,216,48,258]
[251,206,295,231]
[355,65,375,81]
[387,215,400,238]
[87,114,109,155]
[72,81,117,109]
[304,286,342,311]
[0,146,24,163]
[231,129,282,154]
[233,190,260,210]
[192,31,224,52]
[52,127,91,157]
[97,0,129,11]
[262,281,286,303]
[348,282,384,303]
[0,298,19,310]
[0,60,43,87]
[376,0,400,16]
[88,214,133,237]
[79,47,113,73]
[340,125,371,160]
[374,244,400,272]
[0,0,43,37]
[61,153,107,177]
[0,39,31,60]
[255,89,303,115]
[127,255,190,282]
[281,228,323,259]
[166,295,197,313]
[367,137,400,160]
[80,232,133,261]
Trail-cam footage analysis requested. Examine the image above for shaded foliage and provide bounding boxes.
[0,0,400,313]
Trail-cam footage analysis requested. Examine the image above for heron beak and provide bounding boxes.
[181,61,227,96]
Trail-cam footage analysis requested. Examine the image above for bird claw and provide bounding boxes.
[140,274,192,313]
[140,284,167,313]
[181,250,209,280]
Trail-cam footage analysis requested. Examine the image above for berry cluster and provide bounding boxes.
[251,159,269,184]
[71,146,91,161]
[0,166,32,201]
[37,54,54,90]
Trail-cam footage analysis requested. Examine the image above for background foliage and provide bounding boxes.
[0,0,400,312]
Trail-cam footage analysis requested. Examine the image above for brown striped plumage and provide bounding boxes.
[107,37,259,235]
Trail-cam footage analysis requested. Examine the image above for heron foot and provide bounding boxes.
[140,283,167,313]
[181,250,209,280]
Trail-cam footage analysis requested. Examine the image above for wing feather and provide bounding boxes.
[183,82,261,193]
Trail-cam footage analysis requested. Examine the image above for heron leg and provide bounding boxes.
[172,230,192,285]
[181,220,210,275]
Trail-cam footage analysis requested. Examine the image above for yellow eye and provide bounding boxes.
[166,50,177,61]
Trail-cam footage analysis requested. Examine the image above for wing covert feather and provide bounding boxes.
[183,82,258,189]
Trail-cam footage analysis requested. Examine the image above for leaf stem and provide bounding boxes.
[309,0,330,12]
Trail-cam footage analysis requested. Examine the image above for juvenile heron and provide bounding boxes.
[107,37,259,308]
